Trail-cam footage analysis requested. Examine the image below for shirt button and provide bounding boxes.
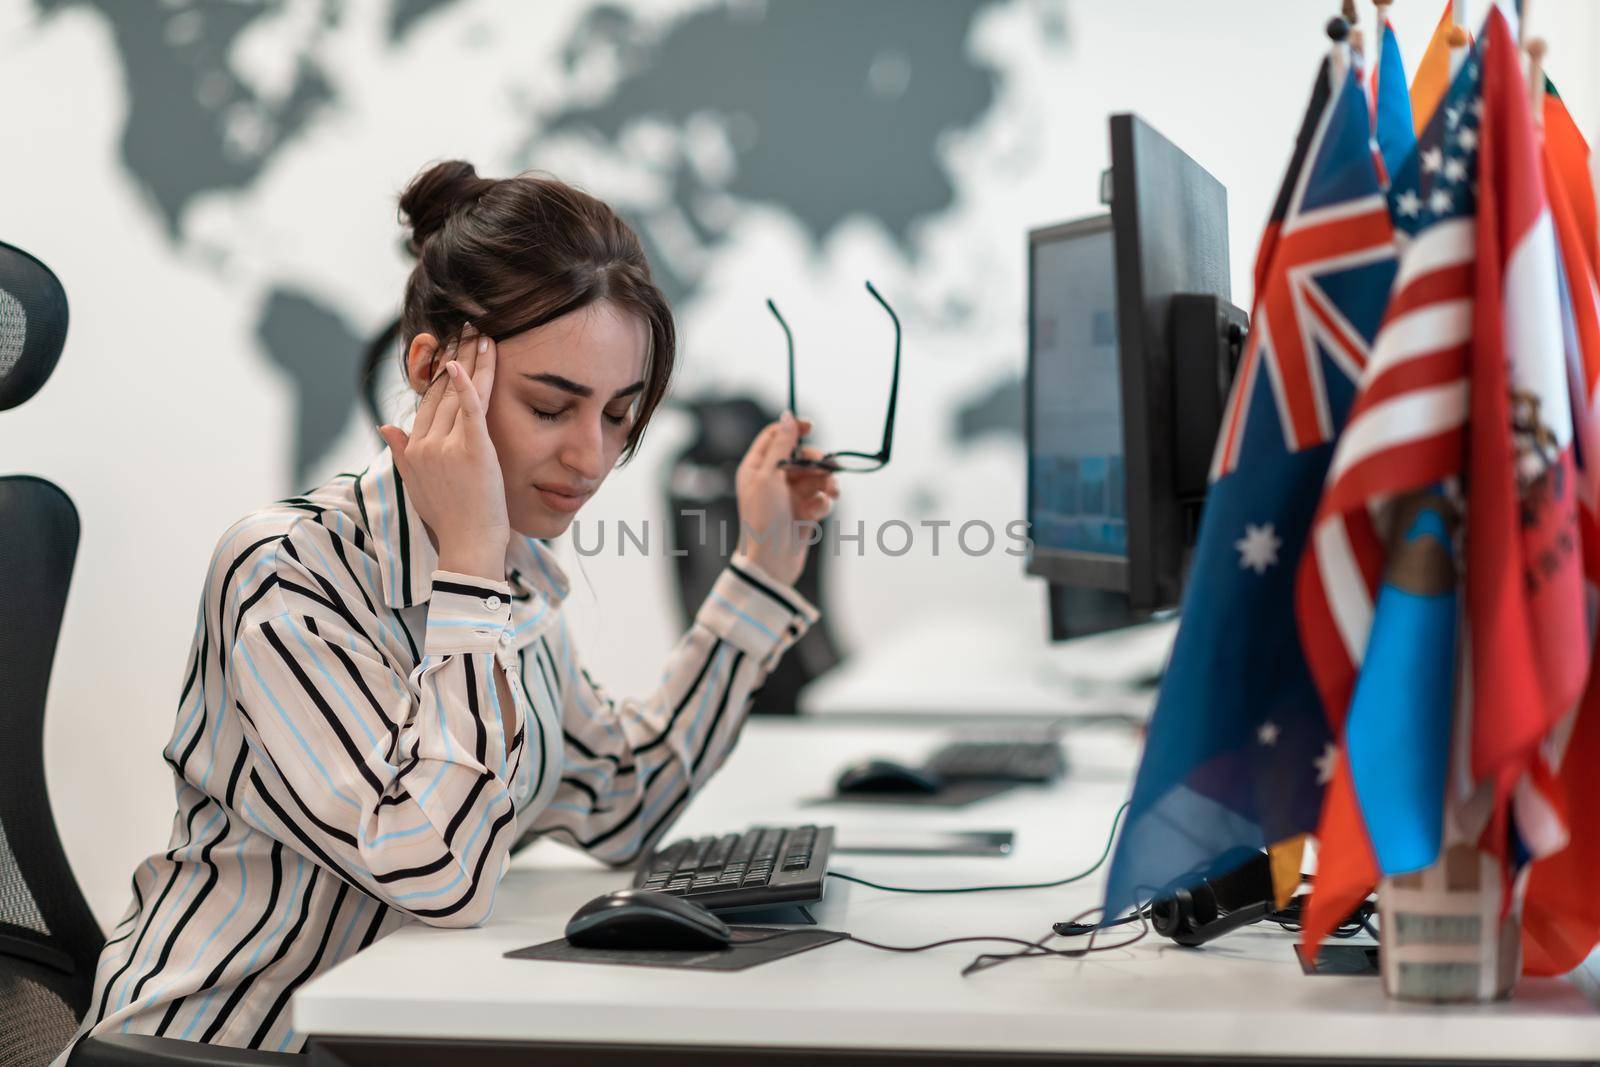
[484,595,502,611]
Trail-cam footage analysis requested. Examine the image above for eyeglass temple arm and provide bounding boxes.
[864,280,900,463]
[766,298,797,424]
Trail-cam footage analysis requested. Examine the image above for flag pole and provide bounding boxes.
[1342,0,1365,56]
[1328,12,1354,85]
[1527,37,1547,131]
[1374,1,1393,79]
[1449,0,1469,76]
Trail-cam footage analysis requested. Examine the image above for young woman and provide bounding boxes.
[62,161,839,1057]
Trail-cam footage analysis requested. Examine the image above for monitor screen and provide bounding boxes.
[1028,220,1126,561]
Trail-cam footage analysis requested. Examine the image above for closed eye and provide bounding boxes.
[532,404,630,427]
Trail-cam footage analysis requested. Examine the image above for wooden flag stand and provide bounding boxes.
[1378,848,1522,1001]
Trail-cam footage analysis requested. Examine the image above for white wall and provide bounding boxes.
[1,0,1595,929]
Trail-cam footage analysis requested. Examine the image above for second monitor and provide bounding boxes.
[1026,112,1247,635]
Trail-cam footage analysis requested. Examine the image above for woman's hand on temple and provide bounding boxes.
[378,327,511,582]
[733,411,840,587]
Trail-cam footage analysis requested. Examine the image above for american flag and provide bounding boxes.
[1295,44,1482,728]
[1294,39,1482,954]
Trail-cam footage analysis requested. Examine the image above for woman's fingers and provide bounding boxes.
[788,469,840,499]
[471,330,497,406]
[738,423,781,481]
[378,424,411,475]
[797,490,832,521]
[764,412,802,472]
[430,353,464,438]
[447,361,486,425]
[413,335,461,439]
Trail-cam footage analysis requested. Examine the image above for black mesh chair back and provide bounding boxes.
[0,241,67,414]
[0,242,99,1065]
[0,477,93,1067]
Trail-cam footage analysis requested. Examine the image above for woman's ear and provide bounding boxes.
[404,333,440,394]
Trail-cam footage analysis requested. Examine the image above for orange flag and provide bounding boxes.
[1410,2,1459,135]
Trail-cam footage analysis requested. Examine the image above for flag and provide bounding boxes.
[1370,12,1416,183]
[1101,53,1396,920]
[1463,9,1585,881]
[1410,1,1459,135]
[1297,43,1483,953]
[1542,84,1598,272]
[1522,76,1600,977]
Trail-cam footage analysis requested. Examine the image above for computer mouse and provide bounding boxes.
[834,758,945,795]
[565,888,733,950]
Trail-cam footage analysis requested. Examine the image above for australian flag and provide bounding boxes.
[1103,54,1398,917]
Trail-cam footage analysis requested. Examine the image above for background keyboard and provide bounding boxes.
[923,740,1066,783]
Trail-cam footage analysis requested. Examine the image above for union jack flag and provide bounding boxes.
[1211,80,1397,478]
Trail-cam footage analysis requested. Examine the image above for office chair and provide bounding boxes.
[0,240,295,1066]
[667,396,843,714]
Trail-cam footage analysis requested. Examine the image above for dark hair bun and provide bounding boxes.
[398,160,495,257]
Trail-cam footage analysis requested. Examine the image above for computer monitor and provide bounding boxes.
[1026,113,1245,637]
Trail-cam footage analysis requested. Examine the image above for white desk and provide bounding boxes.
[799,610,1172,721]
[293,719,1600,1065]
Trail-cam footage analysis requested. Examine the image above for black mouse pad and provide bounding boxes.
[803,780,1018,808]
[504,926,847,971]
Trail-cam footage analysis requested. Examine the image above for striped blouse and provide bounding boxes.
[57,447,818,1059]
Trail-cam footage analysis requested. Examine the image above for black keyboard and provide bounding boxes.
[924,740,1066,783]
[632,824,834,915]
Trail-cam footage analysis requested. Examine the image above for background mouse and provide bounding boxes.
[565,888,733,950]
[834,758,945,795]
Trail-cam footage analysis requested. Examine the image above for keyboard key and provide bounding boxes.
[727,835,758,867]
[682,836,715,870]
[703,833,739,870]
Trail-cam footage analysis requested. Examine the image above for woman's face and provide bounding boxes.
[412,299,649,540]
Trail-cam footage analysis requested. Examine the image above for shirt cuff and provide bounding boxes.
[424,571,514,655]
[695,557,821,671]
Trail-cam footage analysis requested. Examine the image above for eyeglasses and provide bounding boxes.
[766,280,901,474]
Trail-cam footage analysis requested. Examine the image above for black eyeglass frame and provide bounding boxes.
[766,280,901,473]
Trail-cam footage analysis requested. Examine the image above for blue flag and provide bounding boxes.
[1102,58,1398,917]
[1373,17,1418,182]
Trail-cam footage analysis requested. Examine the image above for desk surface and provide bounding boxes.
[798,610,1169,720]
[294,719,1600,1062]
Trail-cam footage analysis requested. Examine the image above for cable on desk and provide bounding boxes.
[824,801,1130,895]
[960,904,1151,977]
[1052,910,1145,936]
[838,905,1150,976]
